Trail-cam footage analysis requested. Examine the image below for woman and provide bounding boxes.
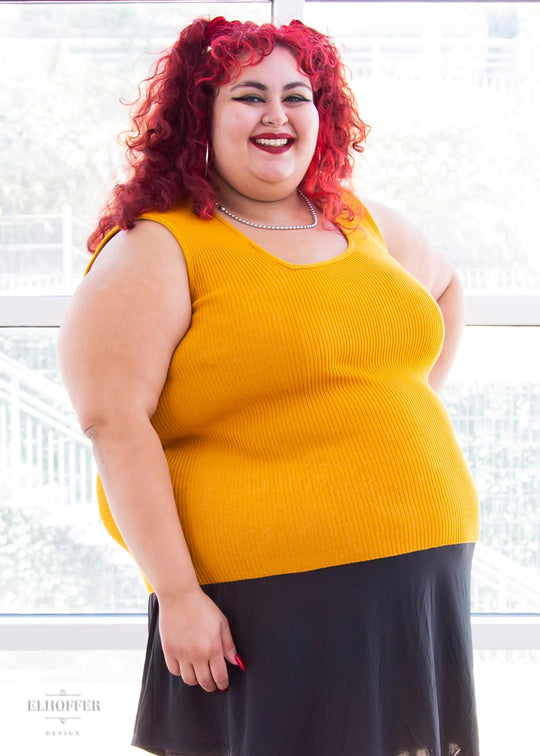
[59,17,480,756]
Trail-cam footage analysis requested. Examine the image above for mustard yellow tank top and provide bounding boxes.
[91,199,479,585]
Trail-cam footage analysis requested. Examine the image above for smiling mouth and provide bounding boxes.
[250,136,294,153]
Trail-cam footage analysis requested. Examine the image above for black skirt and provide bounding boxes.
[132,544,479,756]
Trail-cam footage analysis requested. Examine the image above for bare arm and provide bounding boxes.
[58,220,240,691]
[426,271,464,392]
[362,200,465,392]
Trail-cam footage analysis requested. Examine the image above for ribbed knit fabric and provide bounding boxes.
[90,199,479,586]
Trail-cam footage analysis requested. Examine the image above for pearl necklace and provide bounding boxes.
[216,191,318,231]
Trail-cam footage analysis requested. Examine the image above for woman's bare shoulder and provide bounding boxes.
[59,220,192,426]
[88,218,184,274]
[360,198,454,299]
[82,219,191,328]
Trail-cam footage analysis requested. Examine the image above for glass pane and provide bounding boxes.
[305,3,540,293]
[443,327,540,612]
[0,328,146,613]
[2,327,538,614]
[0,2,271,295]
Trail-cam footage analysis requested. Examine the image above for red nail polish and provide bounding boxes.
[219,686,229,692]
[234,654,247,671]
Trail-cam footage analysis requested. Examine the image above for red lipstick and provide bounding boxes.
[249,132,294,154]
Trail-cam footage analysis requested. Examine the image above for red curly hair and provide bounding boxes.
[88,17,369,253]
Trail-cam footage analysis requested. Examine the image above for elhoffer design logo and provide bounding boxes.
[27,688,102,737]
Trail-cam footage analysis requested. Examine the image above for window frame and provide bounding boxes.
[0,613,538,651]
[2,293,540,327]
[1,0,539,654]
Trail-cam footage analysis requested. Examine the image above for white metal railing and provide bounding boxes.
[0,353,94,506]
[333,34,524,97]
[472,543,540,614]
[0,206,90,294]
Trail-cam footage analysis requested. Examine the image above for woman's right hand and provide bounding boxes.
[157,587,243,692]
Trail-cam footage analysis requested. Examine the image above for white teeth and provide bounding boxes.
[254,138,289,146]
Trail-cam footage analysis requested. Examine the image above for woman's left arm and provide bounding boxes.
[362,199,465,392]
[427,270,465,392]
